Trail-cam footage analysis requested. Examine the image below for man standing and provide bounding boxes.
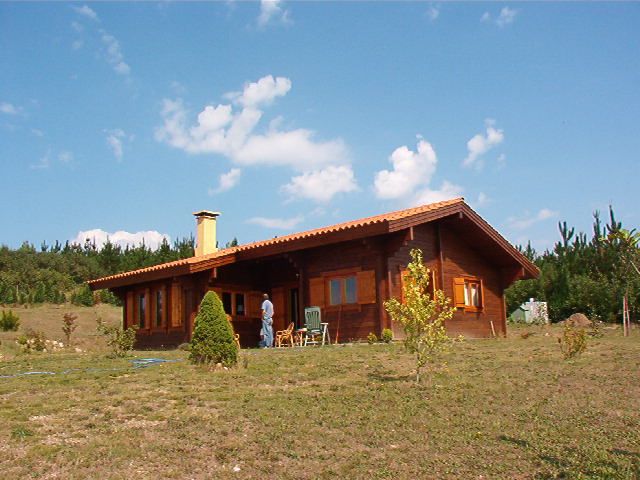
[261,293,274,348]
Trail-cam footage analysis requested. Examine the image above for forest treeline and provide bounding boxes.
[0,208,637,323]
[0,237,197,306]
[506,207,639,322]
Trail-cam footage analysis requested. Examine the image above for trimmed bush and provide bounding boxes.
[189,291,238,367]
[559,323,587,360]
[367,332,378,344]
[0,310,20,331]
[381,328,393,343]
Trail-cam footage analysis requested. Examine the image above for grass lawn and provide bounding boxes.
[1,305,639,479]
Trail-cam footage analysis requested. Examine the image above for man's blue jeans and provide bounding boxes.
[262,317,273,347]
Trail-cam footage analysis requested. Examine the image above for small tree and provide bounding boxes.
[385,248,455,383]
[61,313,78,346]
[189,291,238,367]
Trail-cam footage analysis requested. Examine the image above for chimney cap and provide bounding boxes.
[193,210,221,219]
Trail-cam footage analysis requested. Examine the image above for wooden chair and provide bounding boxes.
[303,307,323,346]
[226,314,241,350]
[275,322,295,348]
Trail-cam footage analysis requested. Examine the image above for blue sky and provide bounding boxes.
[1,1,638,252]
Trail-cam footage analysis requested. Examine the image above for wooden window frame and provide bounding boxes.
[399,265,437,304]
[215,287,248,318]
[325,273,358,308]
[151,286,167,331]
[454,276,485,312]
[135,289,150,332]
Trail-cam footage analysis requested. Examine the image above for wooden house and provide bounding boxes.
[88,198,538,348]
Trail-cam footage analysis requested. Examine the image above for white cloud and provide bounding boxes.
[101,32,130,75]
[72,39,84,50]
[247,215,303,230]
[30,150,51,170]
[31,128,44,137]
[227,75,292,108]
[507,208,558,230]
[72,229,170,250]
[463,120,505,169]
[497,153,507,168]
[258,0,291,27]
[105,129,125,160]
[471,192,490,209]
[374,140,437,199]
[426,4,440,21]
[496,7,518,27]
[281,165,358,203]
[58,151,73,163]
[156,75,349,170]
[71,21,84,32]
[0,102,21,115]
[73,5,98,21]
[209,168,242,195]
[235,129,347,170]
[413,180,464,206]
[481,7,517,27]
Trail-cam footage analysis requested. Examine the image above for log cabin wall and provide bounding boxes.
[386,221,505,338]
[302,238,382,342]
[439,224,505,337]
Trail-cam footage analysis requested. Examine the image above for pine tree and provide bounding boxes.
[189,291,238,367]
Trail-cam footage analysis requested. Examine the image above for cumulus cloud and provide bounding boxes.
[247,215,303,230]
[227,75,292,108]
[414,180,464,206]
[72,229,170,250]
[258,0,291,27]
[209,168,242,195]
[507,208,558,230]
[105,129,132,161]
[374,140,437,199]
[281,165,358,203]
[481,7,517,27]
[156,75,355,203]
[373,138,463,207]
[101,32,130,75]
[463,120,504,169]
[496,7,518,27]
[0,102,21,115]
[72,5,98,21]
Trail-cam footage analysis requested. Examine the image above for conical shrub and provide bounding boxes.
[189,291,238,366]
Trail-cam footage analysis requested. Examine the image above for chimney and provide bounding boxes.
[193,210,221,257]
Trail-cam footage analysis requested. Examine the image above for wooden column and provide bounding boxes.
[144,288,151,330]
[436,222,445,290]
[375,246,389,333]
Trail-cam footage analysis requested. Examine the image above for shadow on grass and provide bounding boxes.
[367,372,414,383]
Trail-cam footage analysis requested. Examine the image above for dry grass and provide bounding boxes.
[1,306,639,479]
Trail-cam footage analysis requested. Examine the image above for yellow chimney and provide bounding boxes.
[193,210,221,256]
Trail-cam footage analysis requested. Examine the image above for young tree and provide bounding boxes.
[189,291,238,367]
[62,313,78,346]
[384,248,456,383]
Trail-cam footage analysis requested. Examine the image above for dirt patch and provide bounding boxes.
[565,313,592,328]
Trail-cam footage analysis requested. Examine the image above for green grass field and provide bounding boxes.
[1,305,639,479]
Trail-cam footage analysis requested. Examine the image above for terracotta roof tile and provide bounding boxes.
[88,197,469,287]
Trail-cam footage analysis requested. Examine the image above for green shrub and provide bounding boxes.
[189,291,238,367]
[62,313,78,346]
[0,310,20,331]
[96,317,137,357]
[16,329,47,353]
[381,328,393,343]
[367,332,378,344]
[559,324,587,360]
[71,284,94,306]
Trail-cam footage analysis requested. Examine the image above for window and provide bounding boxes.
[155,290,163,327]
[453,277,483,311]
[219,290,247,316]
[138,294,146,328]
[327,275,357,306]
[222,292,232,315]
[235,293,245,316]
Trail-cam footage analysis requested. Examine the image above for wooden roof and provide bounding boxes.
[88,198,539,290]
